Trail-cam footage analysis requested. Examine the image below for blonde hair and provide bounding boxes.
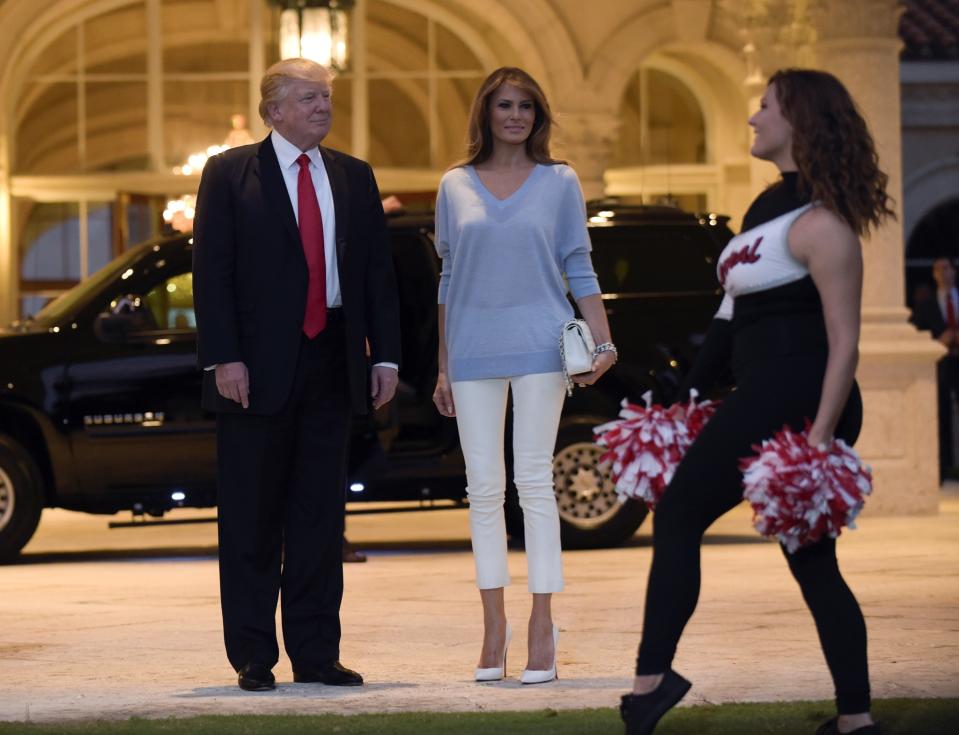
[258,58,334,127]
[455,67,564,169]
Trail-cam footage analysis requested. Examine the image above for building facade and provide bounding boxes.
[0,0,945,512]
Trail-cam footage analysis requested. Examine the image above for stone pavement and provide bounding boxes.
[1,490,957,723]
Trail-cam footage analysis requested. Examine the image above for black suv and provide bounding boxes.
[0,205,732,561]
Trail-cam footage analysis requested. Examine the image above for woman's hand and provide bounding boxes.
[807,425,833,450]
[572,351,616,387]
[433,373,456,417]
[790,206,862,456]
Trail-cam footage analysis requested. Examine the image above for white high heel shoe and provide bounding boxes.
[520,624,559,685]
[474,623,512,682]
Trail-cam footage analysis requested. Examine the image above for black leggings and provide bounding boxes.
[635,352,871,715]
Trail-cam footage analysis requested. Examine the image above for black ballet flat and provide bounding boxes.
[815,717,881,735]
[620,669,692,735]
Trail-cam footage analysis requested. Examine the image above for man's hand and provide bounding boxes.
[371,365,398,410]
[939,329,959,350]
[215,361,250,409]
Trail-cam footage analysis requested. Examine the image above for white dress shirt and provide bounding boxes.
[271,129,341,307]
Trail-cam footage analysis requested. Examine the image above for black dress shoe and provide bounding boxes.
[293,661,364,686]
[620,669,692,735]
[343,537,367,563]
[815,717,881,735]
[238,663,275,692]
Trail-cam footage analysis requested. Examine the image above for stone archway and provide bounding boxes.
[579,0,752,218]
[904,155,959,246]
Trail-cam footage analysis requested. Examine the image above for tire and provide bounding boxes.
[0,434,45,563]
[504,422,649,550]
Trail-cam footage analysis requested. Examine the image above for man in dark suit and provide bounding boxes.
[192,57,400,691]
[911,257,959,480]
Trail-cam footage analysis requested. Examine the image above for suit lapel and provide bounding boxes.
[256,136,302,255]
[321,146,349,264]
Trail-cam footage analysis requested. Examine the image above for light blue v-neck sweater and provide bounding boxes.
[435,163,601,382]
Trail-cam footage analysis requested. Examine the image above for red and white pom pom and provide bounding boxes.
[594,390,718,508]
[740,424,872,553]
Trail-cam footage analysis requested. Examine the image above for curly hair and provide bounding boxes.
[455,67,565,168]
[769,69,895,236]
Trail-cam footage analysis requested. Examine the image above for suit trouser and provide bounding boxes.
[216,315,351,672]
[451,372,566,593]
[937,356,959,479]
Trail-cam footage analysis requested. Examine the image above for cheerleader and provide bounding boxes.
[620,69,894,735]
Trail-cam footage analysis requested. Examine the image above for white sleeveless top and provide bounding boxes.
[714,203,814,320]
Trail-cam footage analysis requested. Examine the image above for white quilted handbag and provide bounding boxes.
[559,318,596,396]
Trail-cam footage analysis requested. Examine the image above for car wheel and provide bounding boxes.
[0,435,44,563]
[552,423,648,549]
[504,423,648,550]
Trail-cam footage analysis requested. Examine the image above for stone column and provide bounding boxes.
[0,133,14,325]
[812,0,943,514]
[552,112,620,201]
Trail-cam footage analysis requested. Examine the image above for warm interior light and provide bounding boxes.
[163,195,197,233]
[301,8,333,65]
[277,3,350,69]
[279,8,301,59]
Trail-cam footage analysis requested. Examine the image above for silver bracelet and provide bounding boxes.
[593,342,618,360]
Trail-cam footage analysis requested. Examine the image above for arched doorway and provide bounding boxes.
[905,197,959,310]
[607,64,708,212]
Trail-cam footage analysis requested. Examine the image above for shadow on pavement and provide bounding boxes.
[12,546,219,564]
[616,533,768,549]
[179,681,420,698]
[10,533,768,566]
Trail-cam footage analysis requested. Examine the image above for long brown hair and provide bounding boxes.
[456,67,564,168]
[769,68,895,236]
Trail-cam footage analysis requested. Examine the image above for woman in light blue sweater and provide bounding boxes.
[432,67,616,685]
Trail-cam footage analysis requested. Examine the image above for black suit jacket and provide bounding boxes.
[192,136,400,416]
[911,294,948,339]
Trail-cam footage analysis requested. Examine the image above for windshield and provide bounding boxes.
[26,242,153,327]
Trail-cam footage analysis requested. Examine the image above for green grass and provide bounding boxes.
[3,699,957,734]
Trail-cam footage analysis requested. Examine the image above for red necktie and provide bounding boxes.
[296,154,327,337]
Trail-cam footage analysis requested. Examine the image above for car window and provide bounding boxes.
[589,226,719,294]
[142,272,196,330]
[28,241,151,326]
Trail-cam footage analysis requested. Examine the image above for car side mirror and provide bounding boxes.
[93,294,153,341]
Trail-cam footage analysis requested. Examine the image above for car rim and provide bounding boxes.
[0,466,14,533]
[553,441,620,529]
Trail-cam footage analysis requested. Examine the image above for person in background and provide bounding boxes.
[341,192,405,566]
[910,257,959,480]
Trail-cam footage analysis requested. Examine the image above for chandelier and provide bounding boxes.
[165,114,256,232]
[269,0,354,71]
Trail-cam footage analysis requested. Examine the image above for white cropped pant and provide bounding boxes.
[451,372,566,593]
